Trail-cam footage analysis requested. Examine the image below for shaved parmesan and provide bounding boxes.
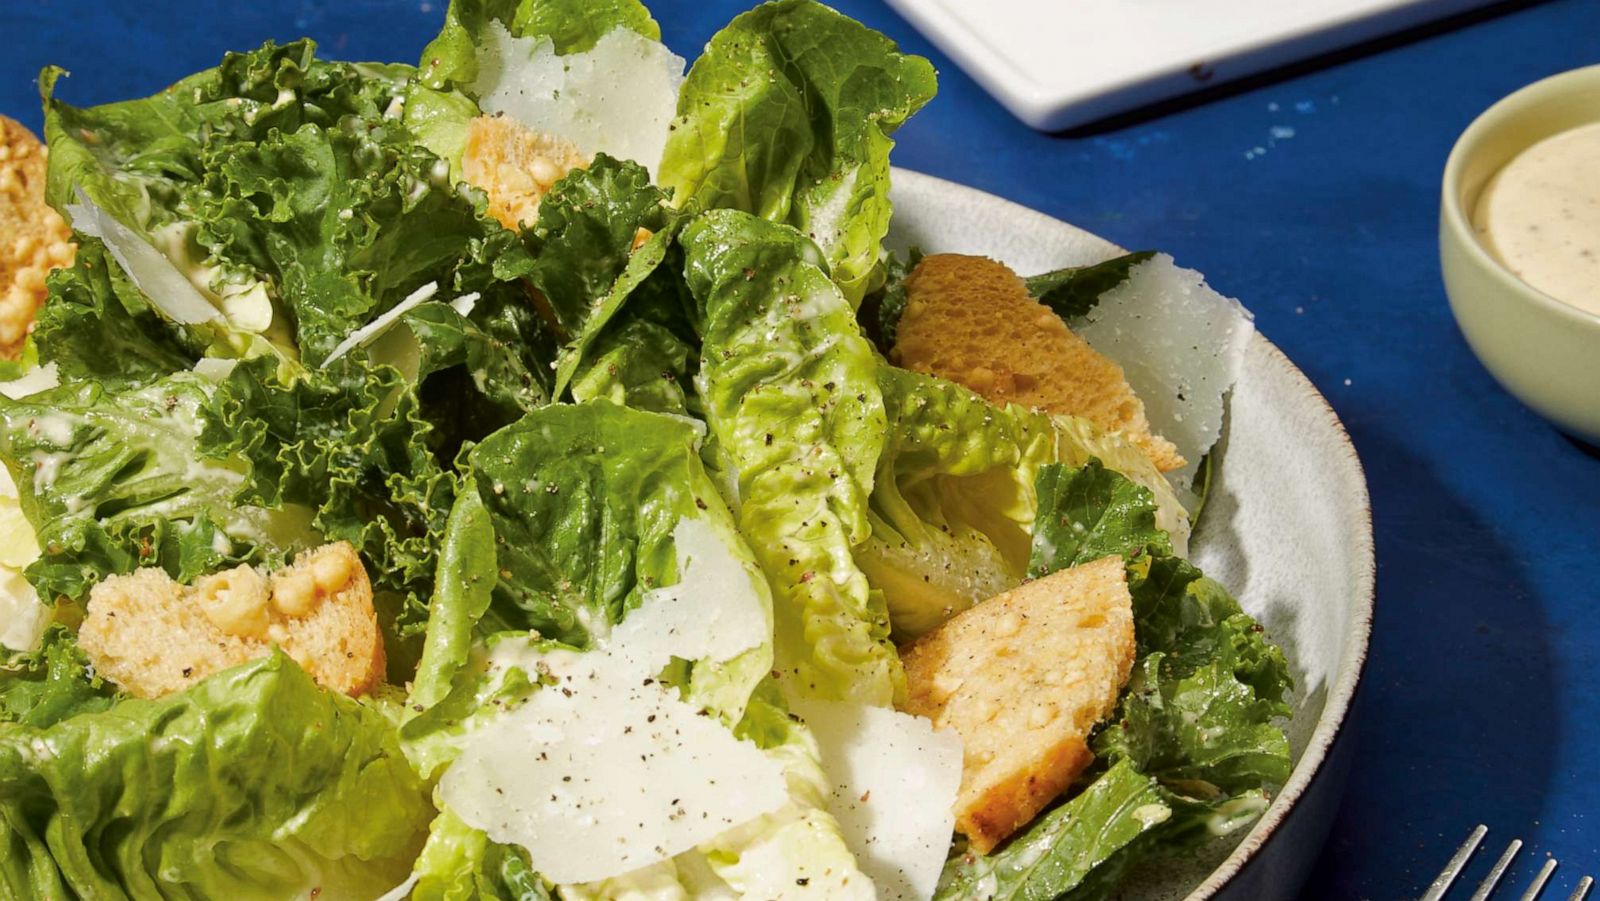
[791,700,964,901]
[66,190,220,325]
[0,362,59,399]
[1075,254,1254,491]
[612,517,769,668]
[474,24,685,174]
[439,517,787,885]
[320,282,438,367]
[442,648,788,884]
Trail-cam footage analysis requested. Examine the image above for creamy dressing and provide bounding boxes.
[1473,121,1600,316]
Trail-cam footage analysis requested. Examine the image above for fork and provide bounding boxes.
[1422,825,1594,901]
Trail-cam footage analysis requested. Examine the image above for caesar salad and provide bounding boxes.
[0,2,1291,900]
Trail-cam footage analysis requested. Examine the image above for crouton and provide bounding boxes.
[0,116,75,357]
[77,543,385,699]
[900,555,1136,854]
[892,253,1184,473]
[461,114,587,231]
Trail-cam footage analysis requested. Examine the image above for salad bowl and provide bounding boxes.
[888,168,1375,899]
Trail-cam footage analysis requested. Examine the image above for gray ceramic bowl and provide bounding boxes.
[887,169,1375,900]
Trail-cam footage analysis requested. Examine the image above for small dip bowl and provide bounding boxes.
[1441,65,1600,444]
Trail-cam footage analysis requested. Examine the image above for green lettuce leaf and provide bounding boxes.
[197,356,455,642]
[419,0,660,91]
[659,0,937,304]
[567,316,694,415]
[401,399,772,765]
[47,39,524,370]
[1027,458,1172,578]
[0,373,320,605]
[680,209,898,705]
[936,760,1171,901]
[526,154,675,340]
[0,653,433,901]
[32,241,199,386]
[959,463,1291,900]
[0,626,117,729]
[462,402,755,655]
[1024,251,1155,322]
[411,808,555,901]
[400,402,867,894]
[859,367,1038,639]
[860,368,1188,639]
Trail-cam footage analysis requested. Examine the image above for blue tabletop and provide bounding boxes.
[5,1,1599,897]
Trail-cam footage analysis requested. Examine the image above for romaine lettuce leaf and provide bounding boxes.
[859,367,1038,639]
[0,652,433,901]
[680,209,898,705]
[567,316,694,415]
[860,368,1188,640]
[411,808,555,901]
[659,0,937,304]
[401,401,870,894]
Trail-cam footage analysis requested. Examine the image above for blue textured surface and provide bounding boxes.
[3,1,1598,897]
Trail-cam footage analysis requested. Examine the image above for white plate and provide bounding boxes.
[887,169,1375,899]
[886,0,1499,130]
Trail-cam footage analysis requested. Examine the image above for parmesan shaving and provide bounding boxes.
[65,190,220,325]
[1075,254,1254,491]
[439,517,788,885]
[0,362,59,399]
[791,700,964,901]
[473,24,685,174]
[320,282,439,367]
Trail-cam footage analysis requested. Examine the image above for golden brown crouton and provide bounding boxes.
[0,116,75,357]
[900,555,1136,853]
[78,543,385,699]
[893,253,1184,473]
[462,114,587,231]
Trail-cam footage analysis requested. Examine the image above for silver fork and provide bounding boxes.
[1423,825,1595,901]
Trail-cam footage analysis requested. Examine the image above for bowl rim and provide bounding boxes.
[1440,63,1600,329]
[1187,334,1374,899]
[887,167,1377,899]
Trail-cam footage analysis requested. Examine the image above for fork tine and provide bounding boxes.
[1518,858,1558,901]
[1470,840,1524,901]
[1566,875,1593,901]
[1424,825,1490,901]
